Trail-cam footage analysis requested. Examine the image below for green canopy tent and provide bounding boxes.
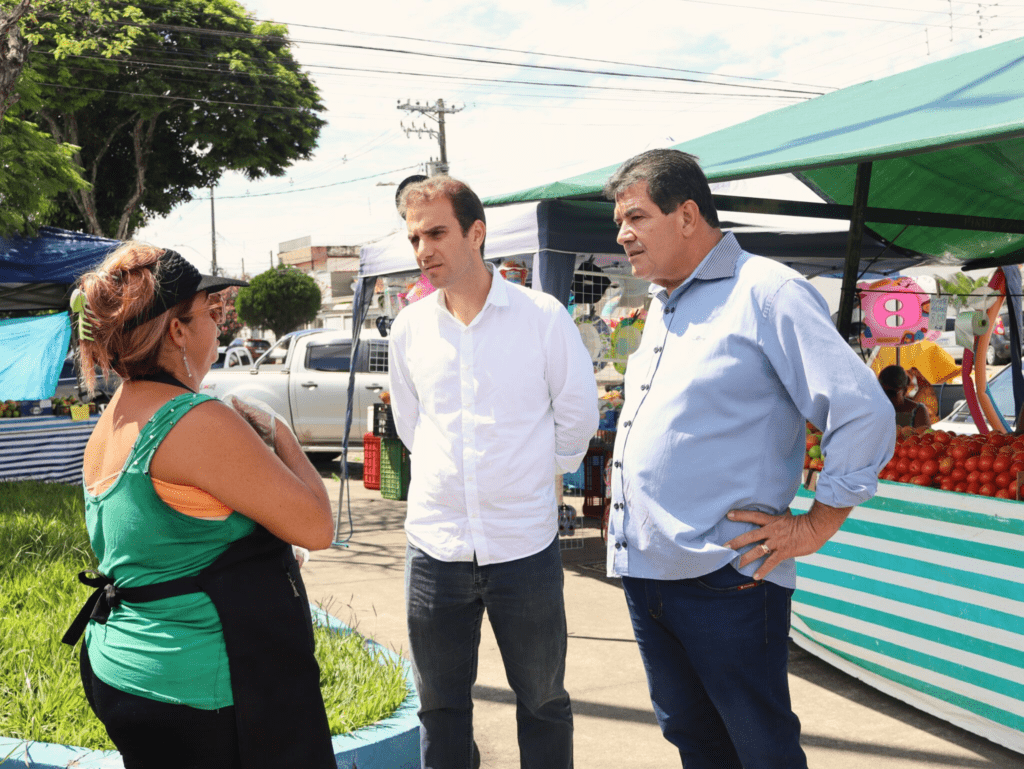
[486,34,1024,340]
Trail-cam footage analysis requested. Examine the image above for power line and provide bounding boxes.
[87,19,827,96]
[674,0,1024,28]
[215,164,421,199]
[249,17,834,90]
[104,1,836,89]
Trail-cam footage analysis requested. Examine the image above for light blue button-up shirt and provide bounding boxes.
[607,232,896,588]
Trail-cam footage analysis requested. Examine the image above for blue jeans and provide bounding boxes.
[621,565,806,769]
[406,537,573,769]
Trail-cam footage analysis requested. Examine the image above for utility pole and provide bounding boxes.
[397,98,463,175]
[210,186,218,276]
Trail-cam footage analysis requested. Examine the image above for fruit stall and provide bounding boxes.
[792,268,1024,754]
[0,408,100,484]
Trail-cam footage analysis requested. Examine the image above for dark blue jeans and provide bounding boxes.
[406,537,573,769]
[621,565,806,769]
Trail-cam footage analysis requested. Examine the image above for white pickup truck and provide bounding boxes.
[199,328,390,451]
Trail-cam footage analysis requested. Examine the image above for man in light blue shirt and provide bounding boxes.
[605,149,895,769]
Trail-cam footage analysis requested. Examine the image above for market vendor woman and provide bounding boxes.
[878,364,931,431]
[63,243,337,769]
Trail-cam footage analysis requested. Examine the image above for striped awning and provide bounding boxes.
[792,483,1024,753]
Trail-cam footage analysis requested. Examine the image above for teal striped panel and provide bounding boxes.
[798,562,1024,638]
[791,625,1024,734]
[815,540,1022,602]
[839,518,1021,569]
[795,587,1024,673]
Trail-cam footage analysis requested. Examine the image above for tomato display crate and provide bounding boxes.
[581,446,610,520]
[380,438,411,501]
[363,433,381,490]
[373,403,398,438]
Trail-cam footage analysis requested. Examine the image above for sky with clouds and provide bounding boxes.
[133,0,1024,279]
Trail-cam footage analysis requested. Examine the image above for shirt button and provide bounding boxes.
[623,420,632,428]
[614,461,621,468]
[640,384,649,391]
[653,347,661,353]
[615,542,622,550]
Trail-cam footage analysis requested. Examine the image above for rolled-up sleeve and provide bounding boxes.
[761,279,896,508]
[545,305,599,474]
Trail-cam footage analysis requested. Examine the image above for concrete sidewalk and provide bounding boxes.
[302,470,1024,769]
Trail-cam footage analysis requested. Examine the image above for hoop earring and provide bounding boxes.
[181,346,192,379]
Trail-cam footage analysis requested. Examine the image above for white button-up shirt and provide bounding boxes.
[389,267,599,565]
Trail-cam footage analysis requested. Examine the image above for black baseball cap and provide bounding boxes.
[123,249,248,331]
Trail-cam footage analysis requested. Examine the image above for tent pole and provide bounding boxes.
[837,162,872,342]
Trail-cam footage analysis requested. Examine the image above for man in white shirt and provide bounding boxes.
[389,176,599,769]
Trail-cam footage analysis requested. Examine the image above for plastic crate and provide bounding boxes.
[373,403,398,438]
[363,433,381,490]
[380,438,411,501]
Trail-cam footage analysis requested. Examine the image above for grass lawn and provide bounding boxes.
[0,480,407,751]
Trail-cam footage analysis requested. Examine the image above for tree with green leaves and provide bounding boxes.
[935,272,994,310]
[217,285,244,346]
[236,266,322,340]
[18,0,325,238]
[1,0,143,234]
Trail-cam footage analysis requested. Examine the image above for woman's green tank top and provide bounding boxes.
[83,392,256,709]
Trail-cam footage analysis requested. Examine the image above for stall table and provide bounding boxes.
[0,414,99,484]
[791,481,1024,755]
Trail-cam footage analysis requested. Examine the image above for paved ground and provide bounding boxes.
[303,458,1024,769]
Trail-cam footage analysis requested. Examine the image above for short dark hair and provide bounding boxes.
[397,175,487,257]
[878,365,909,393]
[604,149,719,227]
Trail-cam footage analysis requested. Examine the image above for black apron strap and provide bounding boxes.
[62,570,204,646]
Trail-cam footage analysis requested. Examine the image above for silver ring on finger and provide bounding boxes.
[760,543,771,556]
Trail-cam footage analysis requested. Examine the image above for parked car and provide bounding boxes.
[228,337,271,359]
[53,356,121,402]
[934,361,1020,434]
[201,329,389,450]
[211,346,254,369]
[933,312,1015,365]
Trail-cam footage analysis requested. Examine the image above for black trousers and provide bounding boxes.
[80,642,242,769]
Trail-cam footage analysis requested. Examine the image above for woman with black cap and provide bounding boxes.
[62,242,337,769]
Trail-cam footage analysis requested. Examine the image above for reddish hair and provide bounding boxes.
[76,242,200,394]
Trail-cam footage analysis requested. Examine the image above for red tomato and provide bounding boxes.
[978,455,995,472]
[967,470,981,484]
[995,472,1014,489]
[908,460,922,475]
[949,445,970,462]
[988,433,1008,449]
[979,471,995,485]
[951,467,967,482]
[940,478,956,491]
[955,482,969,493]
[938,457,955,476]
[965,456,980,473]
[917,445,936,462]
[995,488,1014,499]
[910,475,932,486]
[966,482,981,495]
[920,460,940,477]
[979,483,997,497]
[993,456,1012,473]
[1011,462,1024,474]
[934,431,952,445]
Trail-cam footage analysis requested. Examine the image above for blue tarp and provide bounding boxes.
[0,226,119,312]
[0,313,71,400]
